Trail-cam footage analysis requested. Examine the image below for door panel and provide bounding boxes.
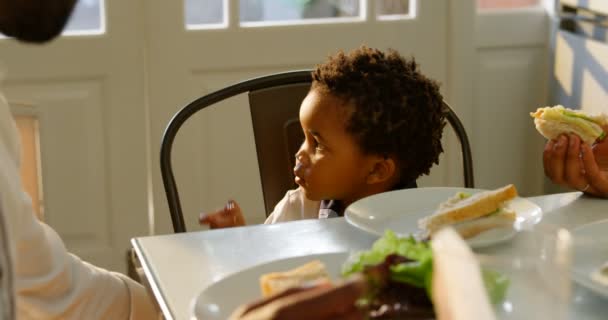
[147,0,455,234]
[2,1,148,271]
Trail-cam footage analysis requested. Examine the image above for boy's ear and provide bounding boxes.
[366,156,397,185]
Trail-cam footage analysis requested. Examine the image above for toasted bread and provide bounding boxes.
[431,228,497,320]
[530,105,607,144]
[259,260,330,298]
[453,210,516,239]
[419,184,518,235]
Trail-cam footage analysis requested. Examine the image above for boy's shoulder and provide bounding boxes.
[266,188,320,224]
[282,188,320,215]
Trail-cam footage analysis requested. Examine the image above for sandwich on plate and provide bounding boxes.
[530,105,607,144]
[259,260,330,298]
[243,230,508,320]
[418,184,518,239]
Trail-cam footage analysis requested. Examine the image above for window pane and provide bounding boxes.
[240,0,360,24]
[377,0,410,18]
[63,0,104,34]
[478,0,539,10]
[185,0,225,27]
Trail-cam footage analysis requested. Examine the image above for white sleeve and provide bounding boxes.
[0,93,157,319]
[264,188,320,224]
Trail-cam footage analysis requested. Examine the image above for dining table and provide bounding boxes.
[132,191,607,320]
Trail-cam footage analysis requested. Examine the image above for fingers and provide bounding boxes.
[198,200,246,228]
[198,207,223,227]
[564,134,587,190]
[591,132,608,169]
[543,134,603,193]
[544,135,568,185]
[230,200,246,226]
[581,143,608,197]
[543,140,554,178]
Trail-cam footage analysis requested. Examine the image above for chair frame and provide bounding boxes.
[160,70,474,233]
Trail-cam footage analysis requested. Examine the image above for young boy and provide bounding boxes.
[200,46,446,228]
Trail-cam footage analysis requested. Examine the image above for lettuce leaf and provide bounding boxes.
[342,230,509,304]
[483,269,510,304]
[342,230,432,283]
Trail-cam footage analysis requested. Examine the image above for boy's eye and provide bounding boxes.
[314,139,324,151]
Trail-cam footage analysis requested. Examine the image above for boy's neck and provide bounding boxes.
[339,178,416,209]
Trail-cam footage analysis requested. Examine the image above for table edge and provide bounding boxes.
[131,237,176,320]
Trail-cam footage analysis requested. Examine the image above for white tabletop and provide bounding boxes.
[132,192,608,320]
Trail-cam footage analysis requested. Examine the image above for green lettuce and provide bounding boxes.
[542,107,606,140]
[342,230,509,304]
[482,269,510,304]
[563,109,597,122]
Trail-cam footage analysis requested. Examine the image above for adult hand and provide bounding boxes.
[543,128,608,198]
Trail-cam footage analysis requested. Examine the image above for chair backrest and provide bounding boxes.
[160,70,474,233]
[249,83,309,216]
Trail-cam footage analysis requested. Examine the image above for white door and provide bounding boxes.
[2,0,478,272]
[2,0,150,271]
[473,0,551,196]
[146,0,475,233]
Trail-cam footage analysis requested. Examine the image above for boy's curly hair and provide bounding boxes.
[312,46,446,183]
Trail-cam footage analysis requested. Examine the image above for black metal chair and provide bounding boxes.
[160,70,474,233]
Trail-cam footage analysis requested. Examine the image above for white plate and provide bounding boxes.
[344,187,543,249]
[190,252,350,320]
[571,220,608,298]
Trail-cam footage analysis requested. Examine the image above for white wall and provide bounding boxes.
[545,1,608,193]
[472,7,550,196]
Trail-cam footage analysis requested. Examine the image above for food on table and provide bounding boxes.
[259,260,330,298]
[431,228,498,320]
[251,230,508,319]
[342,231,435,319]
[418,184,518,239]
[530,105,607,144]
[591,261,608,287]
[341,230,507,319]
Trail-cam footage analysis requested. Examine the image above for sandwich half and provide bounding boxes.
[530,105,607,144]
[259,260,330,298]
[432,227,498,320]
[418,184,518,239]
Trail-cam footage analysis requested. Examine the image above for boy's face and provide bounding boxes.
[294,88,378,205]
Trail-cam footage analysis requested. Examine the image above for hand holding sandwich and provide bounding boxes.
[543,128,608,198]
[531,105,608,198]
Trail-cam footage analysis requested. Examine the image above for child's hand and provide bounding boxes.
[199,200,246,228]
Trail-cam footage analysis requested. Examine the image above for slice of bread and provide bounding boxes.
[534,118,603,145]
[531,105,608,144]
[418,184,518,235]
[259,260,330,298]
[453,210,516,239]
[431,228,497,320]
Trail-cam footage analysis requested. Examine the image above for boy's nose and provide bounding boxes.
[295,148,306,163]
[294,151,307,173]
